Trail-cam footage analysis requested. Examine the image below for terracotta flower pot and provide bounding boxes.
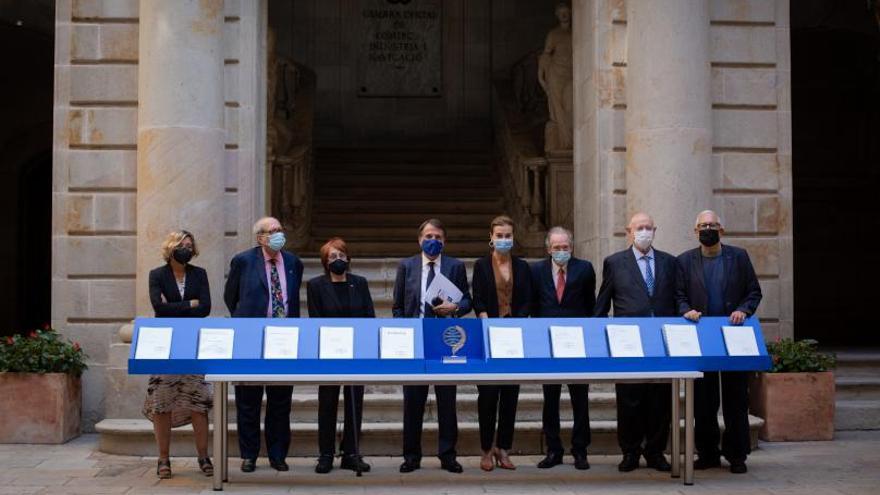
[0,372,82,444]
[749,371,835,441]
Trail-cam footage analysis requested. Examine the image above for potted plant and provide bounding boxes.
[0,326,88,443]
[749,338,836,441]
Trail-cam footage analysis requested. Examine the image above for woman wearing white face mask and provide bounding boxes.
[471,216,533,471]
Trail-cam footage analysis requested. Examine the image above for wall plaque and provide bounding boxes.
[357,0,443,97]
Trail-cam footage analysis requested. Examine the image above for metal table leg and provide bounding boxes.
[221,382,229,483]
[671,379,681,478]
[685,378,695,486]
[212,381,224,491]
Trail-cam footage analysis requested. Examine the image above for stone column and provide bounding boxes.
[625,0,713,254]
[136,0,225,316]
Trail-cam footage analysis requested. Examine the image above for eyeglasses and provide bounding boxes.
[260,227,284,235]
[696,223,721,231]
[328,253,348,261]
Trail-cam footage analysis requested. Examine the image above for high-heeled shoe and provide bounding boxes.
[493,447,516,470]
[156,458,172,479]
[480,450,495,471]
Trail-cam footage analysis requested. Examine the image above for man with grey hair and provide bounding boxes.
[676,210,762,474]
[530,226,596,470]
[595,212,677,472]
[224,216,304,473]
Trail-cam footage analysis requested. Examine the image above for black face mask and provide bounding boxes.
[698,229,720,247]
[328,259,348,275]
[172,247,193,265]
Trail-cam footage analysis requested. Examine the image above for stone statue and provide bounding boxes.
[538,2,573,152]
[266,27,299,166]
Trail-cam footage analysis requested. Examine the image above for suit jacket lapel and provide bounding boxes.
[407,256,421,314]
[721,245,734,300]
[162,265,182,302]
[625,249,650,297]
[691,249,707,297]
[561,260,579,304]
[254,247,269,291]
[485,258,498,314]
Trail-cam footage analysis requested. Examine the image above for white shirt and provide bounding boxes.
[632,245,655,284]
[419,254,442,317]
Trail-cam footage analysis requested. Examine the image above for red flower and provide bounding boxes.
[73,342,81,352]
[29,331,38,339]
[5,336,12,345]
[42,322,50,330]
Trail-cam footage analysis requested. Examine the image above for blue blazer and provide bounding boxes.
[392,254,472,318]
[594,247,678,318]
[224,246,304,317]
[530,257,596,317]
[675,244,762,317]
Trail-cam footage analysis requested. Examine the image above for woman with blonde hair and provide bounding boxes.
[143,230,213,479]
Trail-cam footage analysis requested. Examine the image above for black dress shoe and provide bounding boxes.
[315,454,334,474]
[269,458,289,472]
[399,460,420,473]
[693,456,721,470]
[537,452,564,469]
[440,458,463,473]
[729,460,748,474]
[573,453,590,470]
[340,455,371,472]
[645,453,672,472]
[240,458,256,473]
[618,453,640,472]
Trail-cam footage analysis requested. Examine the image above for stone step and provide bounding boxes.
[835,376,880,400]
[316,172,497,186]
[834,399,880,430]
[831,349,880,377]
[95,416,764,457]
[313,199,504,214]
[312,212,501,227]
[316,148,491,166]
[303,240,502,258]
[222,391,638,423]
[313,186,500,200]
[312,226,493,240]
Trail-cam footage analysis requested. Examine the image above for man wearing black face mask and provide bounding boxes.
[675,210,762,474]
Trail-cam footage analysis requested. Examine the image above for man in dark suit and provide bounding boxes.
[531,226,595,470]
[393,218,472,473]
[676,210,762,474]
[595,212,676,473]
[224,216,304,473]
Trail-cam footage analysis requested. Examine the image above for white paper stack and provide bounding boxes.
[197,328,235,359]
[488,326,525,359]
[263,326,299,359]
[662,324,702,357]
[606,324,644,357]
[722,326,760,356]
[380,327,415,359]
[320,326,355,359]
[549,326,587,358]
[134,327,173,359]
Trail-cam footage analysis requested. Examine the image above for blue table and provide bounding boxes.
[128,316,770,490]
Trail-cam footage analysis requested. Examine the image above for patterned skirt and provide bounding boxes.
[143,374,213,428]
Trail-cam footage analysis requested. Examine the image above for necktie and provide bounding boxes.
[556,268,565,304]
[424,261,436,317]
[269,259,285,317]
[642,255,654,297]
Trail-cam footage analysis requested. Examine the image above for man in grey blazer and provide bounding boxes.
[595,212,676,473]
[393,218,472,473]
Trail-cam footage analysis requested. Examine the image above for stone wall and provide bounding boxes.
[572,0,792,341]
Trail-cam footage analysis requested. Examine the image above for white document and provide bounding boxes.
[197,328,235,359]
[606,324,645,358]
[722,326,760,356]
[320,326,354,359]
[263,326,299,360]
[662,324,702,357]
[424,271,464,305]
[380,327,415,359]
[549,325,587,358]
[134,327,173,360]
[488,326,525,359]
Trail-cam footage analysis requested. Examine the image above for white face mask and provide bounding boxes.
[633,229,654,251]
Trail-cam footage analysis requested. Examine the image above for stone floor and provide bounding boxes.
[0,432,878,494]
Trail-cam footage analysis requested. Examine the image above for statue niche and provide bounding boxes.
[267,28,315,250]
[538,2,573,152]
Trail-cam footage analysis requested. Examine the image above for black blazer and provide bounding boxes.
[307,273,376,318]
[675,244,762,317]
[148,263,211,317]
[530,257,596,317]
[224,246,304,317]
[392,254,472,318]
[471,255,532,318]
[595,247,678,317]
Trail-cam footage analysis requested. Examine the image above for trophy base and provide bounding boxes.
[442,355,467,364]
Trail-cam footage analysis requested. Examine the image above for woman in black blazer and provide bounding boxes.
[307,238,375,474]
[471,216,533,471]
[143,230,213,479]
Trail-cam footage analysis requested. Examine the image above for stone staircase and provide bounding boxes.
[304,148,509,258]
[97,258,763,457]
[833,349,880,430]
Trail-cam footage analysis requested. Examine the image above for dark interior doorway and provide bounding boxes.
[791,1,880,345]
